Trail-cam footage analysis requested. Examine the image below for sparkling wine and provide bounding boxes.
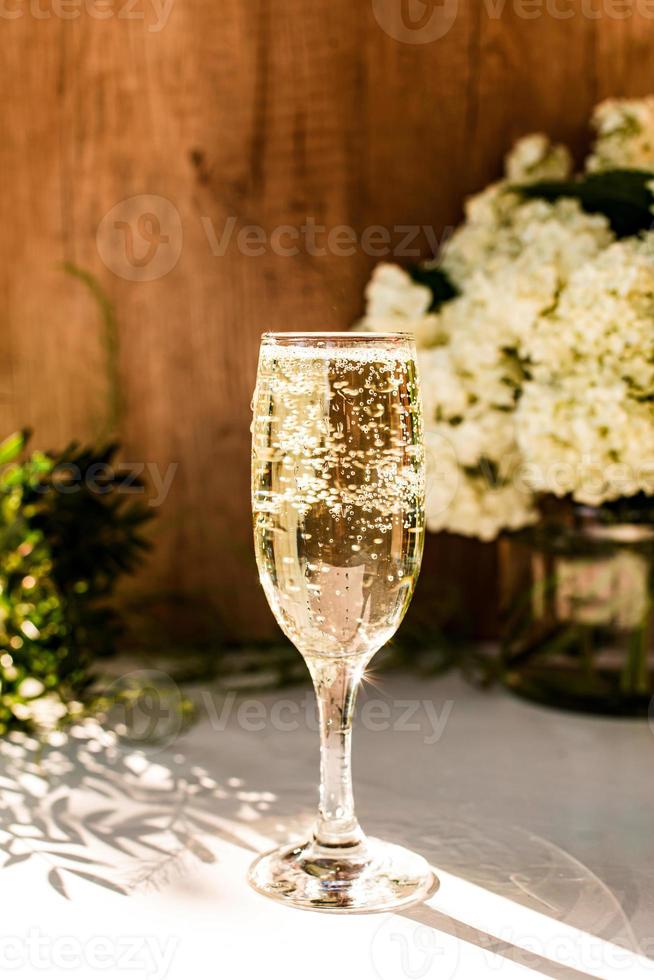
[248,333,435,913]
[252,333,425,659]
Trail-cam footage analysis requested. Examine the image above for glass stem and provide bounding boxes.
[306,655,367,849]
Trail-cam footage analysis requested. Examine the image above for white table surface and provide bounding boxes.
[0,670,653,980]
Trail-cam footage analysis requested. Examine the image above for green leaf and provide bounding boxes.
[0,430,28,466]
[408,265,458,311]
[513,169,654,238]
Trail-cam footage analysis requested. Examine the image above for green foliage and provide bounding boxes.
[408,264,459,310]
[515,169,654,238]
[0,432,151,733]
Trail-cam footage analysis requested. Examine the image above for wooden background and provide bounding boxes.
[2,0,654,647]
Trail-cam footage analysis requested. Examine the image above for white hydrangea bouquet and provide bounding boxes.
[362,97,654,542]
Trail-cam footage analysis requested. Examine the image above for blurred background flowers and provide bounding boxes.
[363,98,654,540]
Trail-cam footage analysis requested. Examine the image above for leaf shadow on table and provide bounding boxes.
[0,719,277,900]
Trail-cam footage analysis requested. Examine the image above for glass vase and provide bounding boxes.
[500,505,654,716]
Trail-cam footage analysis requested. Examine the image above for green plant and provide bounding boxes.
[0,431,151,733]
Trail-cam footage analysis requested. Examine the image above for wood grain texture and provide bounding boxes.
[2,0,654,644]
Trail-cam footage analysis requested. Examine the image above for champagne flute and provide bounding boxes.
[249,331,436,912]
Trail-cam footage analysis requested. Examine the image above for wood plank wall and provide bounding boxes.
[2,0,654,645]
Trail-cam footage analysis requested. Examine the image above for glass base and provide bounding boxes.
[247,836,438,913]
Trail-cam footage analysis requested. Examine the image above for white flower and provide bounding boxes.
[514,238,654,504]
[587,96,654,173]
[424,440,536,541]
[522,239,654,394]
[357,97,654,540]
[441,195,611,292]
[418,348,468,422]
[515,378,654,504]
[362,263,442,346]
[438,184,521,287]
[364,263,431,319]
[505,133,573,182]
